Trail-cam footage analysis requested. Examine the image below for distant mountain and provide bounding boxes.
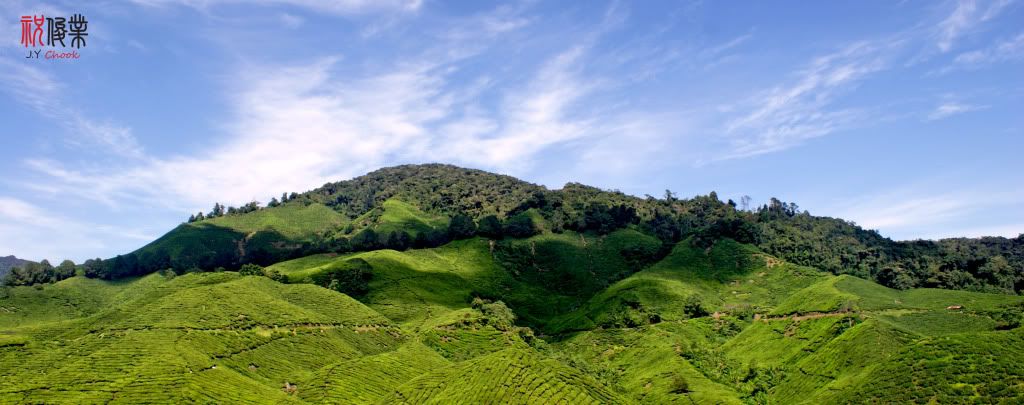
[0,255,31,283]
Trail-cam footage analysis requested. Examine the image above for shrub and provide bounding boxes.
[670,375,690,394]
[683,295,709,318]
[264,268,287,283]
[447,213,477,240]
[480,300,516,331]
[312,258,372,297]
[503,213,538,238]
[158,268,176,279]
[238,263,265,276]
[351,229,379,251]
[477,215,503,239]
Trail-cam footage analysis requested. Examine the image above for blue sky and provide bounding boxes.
[1,0,1022,262]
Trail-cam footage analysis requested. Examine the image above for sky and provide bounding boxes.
[0,0,1022,262]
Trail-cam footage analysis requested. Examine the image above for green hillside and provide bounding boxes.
[0,273,401,403]
[6,236,1023,403]
[69,164,1022,296]
[3,164,1024,403]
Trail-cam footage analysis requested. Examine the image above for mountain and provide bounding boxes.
[0,256,31,284]
[2,164,1023,403]
[112,164,1023,294]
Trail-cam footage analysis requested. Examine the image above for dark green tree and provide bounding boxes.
[328,237,352,253]
[477,215,503,239]
[55,260,76,280]
[351,228,379,251]
[312,259,372,297]
[979,256,1015,292]
[447,213,477,239]
[503,213,537,238]
[83,258,104,278]
[386,231,412,251]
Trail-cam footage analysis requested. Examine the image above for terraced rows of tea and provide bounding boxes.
[385,349,626,404]
[3,235,1024,403]
[0,274,403,403]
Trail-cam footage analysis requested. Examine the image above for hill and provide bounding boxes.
[3,164,1023,403]
[4,237,1022,403]
[82,164,1022,296]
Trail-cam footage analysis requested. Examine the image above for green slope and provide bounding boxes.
[837,328,1024,403]
[299,341,450,403]
[268,228,665,330]
[386,348,627,404]
[4,233,1023,403]
[0,273,402,403]
[132,203,348,271]
[547,238,828,333]
[358,199,449,237]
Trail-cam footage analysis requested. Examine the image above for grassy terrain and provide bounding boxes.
[204,203,349,240]
[546,239,829,333]
[0,273,401,403]
[3,235,1023,403]
[133,203,348,269]
[386,348,627,404]
[369,199,449,237]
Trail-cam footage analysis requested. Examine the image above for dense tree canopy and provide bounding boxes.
[3,259,76,286]
[447,213,477,240]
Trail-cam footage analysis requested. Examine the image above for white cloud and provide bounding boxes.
[949,32,1024,69]
[20,2,652,213]
[0,198,154,262]
[279,13,304,29]
[24,42,614,212]
[926,101,986,120]
[433,46,597,169]
[825,188,1024,240]
[5,0,1020,263]
[0,60,144,158]
[24,58,449,211]
[0,1,67,49]
[717,41,892,161]
[838,195,968,230]
[936,0,1012,52]
[933,224,1024,239]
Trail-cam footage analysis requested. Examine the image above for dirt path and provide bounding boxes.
[756,311,854,322]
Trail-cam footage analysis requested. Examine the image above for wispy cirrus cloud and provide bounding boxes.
[706,1,1018,162]
[25,57,451,210]
[946,32,1024,71]
[926,101,987,120]
[0,60,144,158]
[434,46,597,169]
[5,0,1022,262]
[20,2,664,211]
[0,197,154,261]
[25,42,627,210]
[716,40,894,161]
[936,0,1013,53]
[825,187,1024,240]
